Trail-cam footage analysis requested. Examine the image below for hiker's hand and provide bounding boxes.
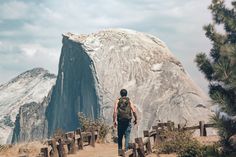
[133,120,137,125]
[113,121,117,128]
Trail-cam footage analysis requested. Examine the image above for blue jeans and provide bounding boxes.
[117,120,131,150]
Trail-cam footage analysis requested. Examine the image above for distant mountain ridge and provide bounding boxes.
[0,68,56,144]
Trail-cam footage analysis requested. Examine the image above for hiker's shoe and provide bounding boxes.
[118,149,124,156]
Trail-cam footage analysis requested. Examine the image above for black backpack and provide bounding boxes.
[117,97,132,121]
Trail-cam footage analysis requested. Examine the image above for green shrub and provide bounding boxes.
[78,112,93,132]
[201,143,221,157]
[159,140,179,154]
[159,130,194,152]
[177,140,203,157]
[77,112,109,142]
[158,130,224,157]
[94,118,110,142]
[159,130,203,156]
[53,128,65,140]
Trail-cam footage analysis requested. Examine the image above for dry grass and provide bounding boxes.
[194,135,220,145]
[0,141,47,157]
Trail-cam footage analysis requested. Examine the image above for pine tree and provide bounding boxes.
[195,0,236,154]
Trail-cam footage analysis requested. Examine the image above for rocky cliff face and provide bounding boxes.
[46,29,213,137]
[11,89,52,143]
[0,68,56,144]
[46,33,100,136]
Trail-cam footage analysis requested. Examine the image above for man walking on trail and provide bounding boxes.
[113,89,137,155]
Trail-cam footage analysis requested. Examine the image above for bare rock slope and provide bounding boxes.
[0,68,56,144]
[46,29,212,137]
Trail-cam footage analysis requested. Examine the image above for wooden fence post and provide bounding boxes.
[135,137,145,157]
[177,124,181,131]
[167,121,172,131]
[152,126,162,145]
[129,143,137,157]
[199,121,206,136]
[49,139,59,157]
[76,128,84,150]
[57,138,67,157]
[143,130,152,154]
[158,123,164,131]
[168,121,175,131]
[143,130,150,138]
[66,132,76,154]
[40,147,48,157]
[90,127,95,147]
[95,127,99,141]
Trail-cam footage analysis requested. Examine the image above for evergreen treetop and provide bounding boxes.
[195,0,236,154]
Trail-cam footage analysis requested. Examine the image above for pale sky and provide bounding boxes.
[0,0,232,92]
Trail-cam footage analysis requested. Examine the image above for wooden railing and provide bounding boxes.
[180,121,215,136]
[121,121,216,157]
[35,121,215,157]
[37,127,98,157]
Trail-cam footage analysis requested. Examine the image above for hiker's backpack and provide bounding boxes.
[117,97,132,121]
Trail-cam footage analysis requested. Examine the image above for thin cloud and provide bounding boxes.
[1,0,232,92]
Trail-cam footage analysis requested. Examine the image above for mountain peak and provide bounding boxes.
[62,28,166,48]
[0,67,56,144]
[18,67,54,78]
[2,68,56,87]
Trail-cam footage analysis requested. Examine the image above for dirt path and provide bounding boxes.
[66,136,219,157]
[69,143,117,157]
[69,143,158,157]
[0,142,168,157]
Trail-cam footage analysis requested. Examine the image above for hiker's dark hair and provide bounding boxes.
[120,89,127,97]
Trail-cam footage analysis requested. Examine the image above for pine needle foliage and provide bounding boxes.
[195,0,236,154]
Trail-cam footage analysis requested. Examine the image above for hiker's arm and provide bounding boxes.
[113,99,119,128]
[130,100,137,125]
